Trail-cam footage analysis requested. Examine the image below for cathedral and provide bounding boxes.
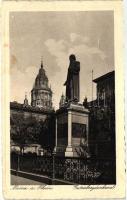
[31,61,53,109]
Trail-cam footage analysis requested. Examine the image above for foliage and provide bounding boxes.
[10,114,43,154]
[10,113,55,154]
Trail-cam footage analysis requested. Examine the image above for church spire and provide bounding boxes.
[24,92,28,106]
[25,92,27,99]
[59,93,65,108]
[41,57,43,68]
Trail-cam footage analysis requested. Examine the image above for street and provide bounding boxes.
[11,175,45,185]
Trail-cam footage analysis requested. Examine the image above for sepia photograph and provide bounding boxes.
[10,10,116,185]
[1,1,125,199]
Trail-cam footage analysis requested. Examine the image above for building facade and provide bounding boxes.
[31,61,53,109]
[87,71,115,159]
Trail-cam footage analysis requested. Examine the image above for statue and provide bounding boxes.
[64,54,80,102]
[83,97,88,108]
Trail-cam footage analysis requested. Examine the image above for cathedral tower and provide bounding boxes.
[31,60,53,109]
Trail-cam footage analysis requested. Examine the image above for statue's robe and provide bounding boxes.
[65,60,80,102]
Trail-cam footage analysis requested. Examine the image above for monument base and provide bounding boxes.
[65,146,74,157]
[55,102,89,157]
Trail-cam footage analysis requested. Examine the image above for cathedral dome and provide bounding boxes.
[34,62,50,90]
[31,60,53,109]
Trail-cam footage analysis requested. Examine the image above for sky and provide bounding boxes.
[10,11,114,109]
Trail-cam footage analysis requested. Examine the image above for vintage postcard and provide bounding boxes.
[1,0,125,199]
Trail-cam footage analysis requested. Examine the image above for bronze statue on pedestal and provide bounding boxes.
[64,54,80,102]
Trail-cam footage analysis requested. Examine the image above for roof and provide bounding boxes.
[10,102,54,114]
[93,71,115,83]
[32,63,52,93]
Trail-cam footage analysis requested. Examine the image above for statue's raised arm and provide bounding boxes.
[64,54,80,102]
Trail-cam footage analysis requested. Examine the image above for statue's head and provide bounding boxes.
[69,54,76,62]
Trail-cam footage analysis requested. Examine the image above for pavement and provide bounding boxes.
[11,175,45,185]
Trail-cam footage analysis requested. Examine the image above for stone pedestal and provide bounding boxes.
[55,102,89,157]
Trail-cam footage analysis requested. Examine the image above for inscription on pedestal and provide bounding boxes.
[72,123,86,146]
[72,123,86,137]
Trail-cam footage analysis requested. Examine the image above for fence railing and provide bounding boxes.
[11,153,116,184]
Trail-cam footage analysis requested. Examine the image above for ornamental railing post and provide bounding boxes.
[79,159,80,184]
[16,152,20,176]
[52,152,55,180]
[17,153,20,171]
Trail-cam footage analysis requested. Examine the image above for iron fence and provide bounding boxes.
[11,153,116,184]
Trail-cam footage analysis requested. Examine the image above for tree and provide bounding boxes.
[10,114,43,154]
